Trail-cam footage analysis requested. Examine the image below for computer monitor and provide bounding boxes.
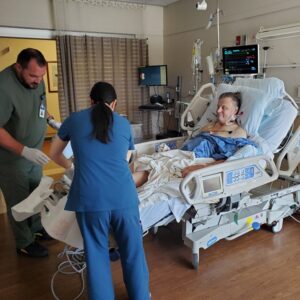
[138,65,168,86]
[222,44,259,75]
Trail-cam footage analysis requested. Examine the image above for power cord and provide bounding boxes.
[273,206,300,225]
[290,214,300,224]
[51,246,86,300]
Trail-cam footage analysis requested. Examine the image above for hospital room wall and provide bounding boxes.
[0,0,164,139]
[164,0,300,101]
[0,0,164,65]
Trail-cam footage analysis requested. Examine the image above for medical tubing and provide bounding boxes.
[51,246,86,300]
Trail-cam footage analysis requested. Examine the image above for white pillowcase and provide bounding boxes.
[194,84,269,137]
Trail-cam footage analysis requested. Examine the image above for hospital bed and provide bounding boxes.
[12,77,300,270]
[134,77,300,269]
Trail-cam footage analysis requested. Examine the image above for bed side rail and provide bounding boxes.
[276,125,300,177]
[180,83,215,131]
[180,155,278,206]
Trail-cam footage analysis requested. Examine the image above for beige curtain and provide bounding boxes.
[56,35,151,137]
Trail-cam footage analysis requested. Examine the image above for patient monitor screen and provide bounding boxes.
[201,174,223,197]
[138,65,167,86]
[222,44,259,75]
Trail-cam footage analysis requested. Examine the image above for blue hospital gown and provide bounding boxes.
[181,132,257,160]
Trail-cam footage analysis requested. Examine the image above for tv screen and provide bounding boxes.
[138,65,168,86]
[222,44,259,75]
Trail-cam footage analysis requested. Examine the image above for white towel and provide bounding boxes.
[11,176,54,222]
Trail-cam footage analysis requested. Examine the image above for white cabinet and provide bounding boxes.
[131,123,143,139]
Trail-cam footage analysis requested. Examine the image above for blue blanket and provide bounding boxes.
[181,132,257,160]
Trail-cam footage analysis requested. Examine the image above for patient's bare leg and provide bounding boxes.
[132,171,149,188]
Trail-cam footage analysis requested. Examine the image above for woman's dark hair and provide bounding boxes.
[17,48,47,68]
[90,81,117,143]
[219,92,242,112]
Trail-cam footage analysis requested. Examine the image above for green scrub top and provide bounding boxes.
[0,65,47,167]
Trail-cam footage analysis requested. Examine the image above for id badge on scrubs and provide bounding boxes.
[39,103,45,118]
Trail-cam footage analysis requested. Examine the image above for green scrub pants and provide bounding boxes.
[0,163,43,249]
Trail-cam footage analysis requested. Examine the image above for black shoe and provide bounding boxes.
[17,241,48,257]
[34,228,53,241]
[109,248,120,262]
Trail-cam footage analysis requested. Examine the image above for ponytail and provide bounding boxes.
[89,81,117,144]
[91,102,113,143]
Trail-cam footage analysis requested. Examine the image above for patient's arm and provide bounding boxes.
[49,136,73,169]
[132,170,149,188]
[127,150,148,187]
[182,160,225,178]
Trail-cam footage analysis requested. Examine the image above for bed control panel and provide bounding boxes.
[201,173,223,198]
[225,165,262,186]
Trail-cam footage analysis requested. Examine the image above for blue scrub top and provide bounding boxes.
[58,108,138,212]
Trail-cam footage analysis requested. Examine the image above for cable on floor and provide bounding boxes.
[51,246,86,300]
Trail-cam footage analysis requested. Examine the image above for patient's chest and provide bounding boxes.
[202,122,246,138]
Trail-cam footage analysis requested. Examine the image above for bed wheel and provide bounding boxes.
[272,219,283,233]
[192,253,199,270]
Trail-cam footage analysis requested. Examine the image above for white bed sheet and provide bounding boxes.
[139,197,190,232]
[136,149,214,208]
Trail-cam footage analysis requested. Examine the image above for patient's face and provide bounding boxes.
[216,96,238,125]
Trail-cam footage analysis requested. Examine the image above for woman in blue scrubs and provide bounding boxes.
[49,82,150,300]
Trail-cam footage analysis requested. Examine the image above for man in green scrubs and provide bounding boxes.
[0,48,51,257]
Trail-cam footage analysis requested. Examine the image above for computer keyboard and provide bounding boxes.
[139,104,165,110]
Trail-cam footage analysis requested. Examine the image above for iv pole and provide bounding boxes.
[216,0,221,60]
[205,0,222,84]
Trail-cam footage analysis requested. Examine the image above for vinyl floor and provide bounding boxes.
[1,213,300,300]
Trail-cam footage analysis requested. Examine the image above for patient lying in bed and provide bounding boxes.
[133,91,256,186]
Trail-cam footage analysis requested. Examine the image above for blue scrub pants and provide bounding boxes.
[76,206,150,300]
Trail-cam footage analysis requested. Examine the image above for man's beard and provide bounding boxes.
[22,81,38,89]
[19,74,38,89]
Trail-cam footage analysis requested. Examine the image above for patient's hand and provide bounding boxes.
[182,164,206,178]
[182,160,225,177]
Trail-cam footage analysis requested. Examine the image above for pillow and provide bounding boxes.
[194,84,269,137]
[233,77,285,108]
[258,99,297,152]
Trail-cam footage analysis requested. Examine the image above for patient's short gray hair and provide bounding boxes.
[219,92,242,112]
